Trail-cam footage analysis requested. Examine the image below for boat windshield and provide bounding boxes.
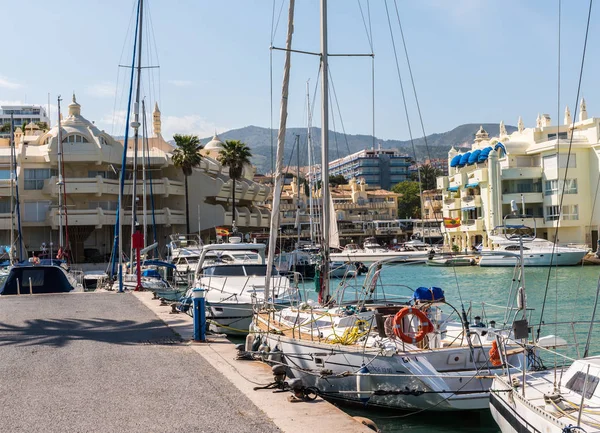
[201,264,277,277]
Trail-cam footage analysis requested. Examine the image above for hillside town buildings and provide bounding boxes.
[0,96,269,262]
[436,99,600,250]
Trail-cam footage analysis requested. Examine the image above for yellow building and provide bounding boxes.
[1,96,269,261]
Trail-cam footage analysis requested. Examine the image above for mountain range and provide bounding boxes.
[200,123,517,174]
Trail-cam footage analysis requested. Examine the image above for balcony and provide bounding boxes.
[42,176,185,197]
[437,177,449,190]
[502,192,543,204]
[465,168,488,184]
[443,198,461,211]
[501,167,542,180]
[461,195,481,208]
[448,172,466,189]
[462,218,483,231]
[0,213,13,230]
[0,179,12,197]
[45,207,186,229]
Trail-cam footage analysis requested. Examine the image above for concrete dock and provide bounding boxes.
[0,292,372,433]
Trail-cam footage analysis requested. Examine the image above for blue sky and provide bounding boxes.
[1,0,598,141]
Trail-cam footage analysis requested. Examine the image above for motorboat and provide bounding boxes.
[275,250,316,279]
[251,259,527,411]
[427,255,476,267]
[478,235,588,267]
[331,237,433,264]
[167,234,203,275]
[0,262,83,295]
[188,239,300,335]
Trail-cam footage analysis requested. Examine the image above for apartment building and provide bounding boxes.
[436,100,600,250]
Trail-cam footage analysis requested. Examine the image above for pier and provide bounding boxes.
[0,292,371,433]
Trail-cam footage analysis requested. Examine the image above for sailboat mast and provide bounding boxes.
[57,96,64,249]
[306,80,314,244]
[320,0,331,301]
[130,0,144,271]
[265,0,295,303]
[9,113,14,264]
[142,99,148,249]
[296,134,301,245]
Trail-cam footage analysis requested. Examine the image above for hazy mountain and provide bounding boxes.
[200,123,516,174]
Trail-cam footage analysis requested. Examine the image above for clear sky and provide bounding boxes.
[1,0,599,142]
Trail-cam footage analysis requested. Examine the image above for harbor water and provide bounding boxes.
[303,263,600,432]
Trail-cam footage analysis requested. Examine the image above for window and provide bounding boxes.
[544,179,577,196]
[0,198,10,213]
[546,205,579,221]
[548,132,568,141]
[23,201,51,222]
[0,169,11,180]
[62,134,89,143]
[24,168,57,190]
[566,371,599,399]
[89,201,118,211]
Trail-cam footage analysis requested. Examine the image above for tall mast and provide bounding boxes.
[265,0,295,302]
[296,134,301,245]
[57,96,64,249]
[320,0,330,301]
[130,0,144,271]
[142,99,148,249]
[306,80,314,244]
[9,113,14,264]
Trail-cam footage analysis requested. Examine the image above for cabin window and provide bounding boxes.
[566,371,599,399]
[505,245,530,251]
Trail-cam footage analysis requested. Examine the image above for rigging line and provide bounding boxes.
[272,0,286,44]
[369,0,375,153]
[393,0,431,162]
[538,0,593,341]
[146,0,161,105]
[327,67,352,157]
[554,0,561,388]
[329,90,341,161]
[356,0,373,50]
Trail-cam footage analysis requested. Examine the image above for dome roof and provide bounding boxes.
[205,133,224,150]
[25,121,39,130]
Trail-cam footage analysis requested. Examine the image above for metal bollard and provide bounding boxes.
[29,278,32,295]
[192,288,206,342]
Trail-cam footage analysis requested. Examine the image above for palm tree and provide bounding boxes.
[217,140,252,232]
[172,134,203,234]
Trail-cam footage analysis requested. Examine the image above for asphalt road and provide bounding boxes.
[0,292,281,433]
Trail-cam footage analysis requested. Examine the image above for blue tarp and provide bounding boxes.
[477,146,493,162]
[142,269,162,278]
[414,286,445,302]
[141,260,176,270]
[465,182,479,188]
[467,149,481,165]
[458,152,471,167]
[447,186,459,192]
[450,154,462,167]
[494,142,507,155]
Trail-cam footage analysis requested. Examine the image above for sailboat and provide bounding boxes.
[252,0,537,412]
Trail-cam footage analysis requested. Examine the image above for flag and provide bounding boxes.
[216,227,230,236]
[443,217,461,228]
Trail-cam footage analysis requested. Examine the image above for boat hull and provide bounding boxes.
[330,251,429,265]
[256,330,513,411]
[479,250,586,267]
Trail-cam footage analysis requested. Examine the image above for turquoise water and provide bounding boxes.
[303,263,600,432]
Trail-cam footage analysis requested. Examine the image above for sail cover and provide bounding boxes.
[328,191,340,249]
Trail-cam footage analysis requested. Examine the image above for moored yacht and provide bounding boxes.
[331,237,433,264]
[479,235,588,267]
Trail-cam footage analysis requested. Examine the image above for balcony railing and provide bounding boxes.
[42,176,185,197]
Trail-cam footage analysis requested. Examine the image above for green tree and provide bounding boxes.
[411,163,443,191]
[36,121,49,131]
[0,123,10,133]
[329,174,348,187]
[392,181,422,218]
[172,134,203,234]
[218,140,252,232]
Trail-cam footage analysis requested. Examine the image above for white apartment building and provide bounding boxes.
[0,104,50,134]
[0,96,270,262]
[437,99,600,250]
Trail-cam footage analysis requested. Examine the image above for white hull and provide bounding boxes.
[479,250,586,267]
[330,251,429,265]
[257,330,520,411]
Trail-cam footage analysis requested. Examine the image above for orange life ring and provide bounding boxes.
[392,307,435,344]
[489,340,502,367]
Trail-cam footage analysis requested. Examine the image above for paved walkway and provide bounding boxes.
[0,293,281,433]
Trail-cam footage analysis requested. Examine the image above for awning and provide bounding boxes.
[462,206,476,211]
[467,149,481,165]
[465,182,479,188]
[449,154,462,167]
[447,186,459,192]
[477,146,493,163]
[458,152,471,167]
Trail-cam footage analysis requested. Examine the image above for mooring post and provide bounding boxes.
[192,288,206,342]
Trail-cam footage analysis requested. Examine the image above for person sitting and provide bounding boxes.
[489,320,496,329]
[473,316,486,327]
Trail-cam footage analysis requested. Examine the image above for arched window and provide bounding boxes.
[62,134,89,143]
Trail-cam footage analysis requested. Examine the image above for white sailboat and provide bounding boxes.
[252,0,529,412]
